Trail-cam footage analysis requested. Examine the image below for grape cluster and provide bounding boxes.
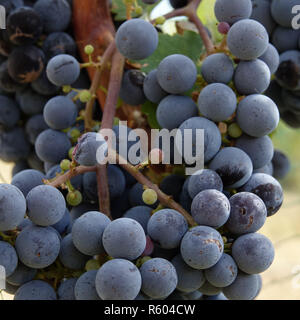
[250,0,300,128]
[0,0,292,301]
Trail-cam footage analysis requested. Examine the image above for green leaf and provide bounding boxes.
[111,0,160,21]
[141,101,161,129]
[138,31,205,73]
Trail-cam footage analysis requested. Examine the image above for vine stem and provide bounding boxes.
[48,166,97,188]
[151,0,214,54]
[96,49,125,217]
[108,150,197,227]
[84,41,116,131]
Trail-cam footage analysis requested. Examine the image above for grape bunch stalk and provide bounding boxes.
[0,0,293,301]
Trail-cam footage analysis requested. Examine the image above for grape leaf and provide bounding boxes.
[138,31,205,73]
[111,0,160,21]
[142,101,161,129]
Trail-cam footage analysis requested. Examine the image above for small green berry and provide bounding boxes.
[67,190,83,206]
[79,90,92,103]
[155,16,166,25]
[62,85,72,93]
[84,44,94,55]
[60,159,71,171]
[69,128,81,140]
[135,6,143,15]
[142,188,157,205]
[136,256,151,268]
[68,147,75,160]
[228,123,243,138]
[85,259,101,271]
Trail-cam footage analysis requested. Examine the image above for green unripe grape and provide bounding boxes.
[85,259,101,271]
[69,128,81,141]
[62,85,72,93]
[60,159,71,171]
[135,6,143,15]
[136,256,151,268]
[155,16,166,25]
[142,188,157,205]
[67,190,83,206]
[84,44,94,55]
[228,123,242,138]
[79,90,92,103]
[68,147,75,160]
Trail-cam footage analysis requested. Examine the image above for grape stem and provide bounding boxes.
[84,41,116,131]
[110,150,197,227]
[96,50,125,217]
[151,0,214,54]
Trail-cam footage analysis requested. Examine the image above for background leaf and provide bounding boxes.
[138,31,204,73]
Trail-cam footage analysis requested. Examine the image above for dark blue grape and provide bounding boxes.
[0,241,18,277]
[147,209,188,249]
[25,114,49,145]
[12,169,45,197]
[143,69,168,103]
[226,192,267,235]
[191,189,230,228]
[57,278,76,300]
[74,270,101,300]
[6,263,37,287]
[123,206,152,233]
[43,32,76,60]
[214,0,252,24]
[180,226,224,269]
[140,258,177,299]
[0,95,20,129]
[14,280,57,300]
[272,150,291,180]
[102,218,146,260]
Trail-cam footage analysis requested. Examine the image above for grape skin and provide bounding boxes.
[0,241,18,277]
[179,178,193,212]
[0,95,20,129]
[250,0,276,35]
[75,270,101,300]
[225,192,267,235]
[209,147,253,189]
[11,169,45,197]
[16,225,61,269]
[271,0,299,28]
[102,218,146,260]
[71,211,111,256]
[258,43,280,75]
[234,59,271,95]
[35,129,71,163]
[236,94,279,138]
[200,53,234,84]
[214,0,252,24]
[147,209,188,249]
[204,253,238,288]
[241,173,283,216]
[115,19,158,60]
[232,233,275,274]
[177,117,222,163]
[46,54,80,86]
[191,189,230,228]
[96,259,142,300]
[227,19,269,60]
[57,278,77,300]
[156,95,198,130]
[73,132,107,167]
[272,27,299,53]
[223,272,259,300]
[14,280,57,300]
[197,83,237,122]
[159,174,185,202]
[171,255,205,293]
[140,258,178,299]
[25,114,49,145]
[34,0,71,33]
[123,206,152,233]
[42,32,77,60]
[59,234,90,270]
[157,54,197,94]
[119,69,146,106]
[43,96,78,130]
[272,150,291,180]
[0,184,26,231]
[6,262,37,287]
[180,226,224,270]
[253,162,274,176]
[235,134,274,169]
[198,281,222,296]
[18,88,50,115]
[26,185,66,226]
[51,209,71,235]
[143,69,168,103]
[31,70,59,96]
